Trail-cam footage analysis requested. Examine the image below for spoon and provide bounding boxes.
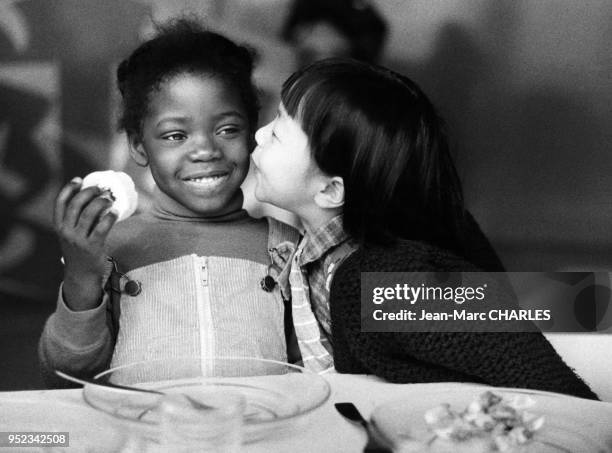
[55,370,163,394]
[55,370,214,418]
[335,402,392,453]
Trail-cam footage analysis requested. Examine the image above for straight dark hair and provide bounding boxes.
[281,58,466,252]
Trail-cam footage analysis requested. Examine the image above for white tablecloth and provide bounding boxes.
[1,374,611,452]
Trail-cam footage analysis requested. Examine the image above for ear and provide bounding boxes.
[128,134,149,167]
[314,176,344,209]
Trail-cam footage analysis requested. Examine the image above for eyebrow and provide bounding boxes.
[272,115,286,138]
[156,111,246,128]
[275,105,296,136]
[156,116,188,127]
[214,110,246,121]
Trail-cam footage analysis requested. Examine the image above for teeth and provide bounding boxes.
[188,175,225,182]
[184,174,228,188]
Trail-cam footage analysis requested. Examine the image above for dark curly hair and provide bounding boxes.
[116,18,259,139]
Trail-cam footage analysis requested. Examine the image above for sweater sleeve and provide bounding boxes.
[391,331,597,399]
[38,284,115,388]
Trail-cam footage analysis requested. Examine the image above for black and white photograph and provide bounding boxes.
[0,0,611,451]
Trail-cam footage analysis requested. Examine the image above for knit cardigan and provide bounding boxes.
[328,240,598,400]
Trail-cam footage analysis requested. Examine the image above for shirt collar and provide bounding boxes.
[298,215,350,266]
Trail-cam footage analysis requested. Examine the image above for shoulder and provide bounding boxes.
[340,240,480,274]
[266,217,301,248]
[329,240,479,307]
[106,214,152,254]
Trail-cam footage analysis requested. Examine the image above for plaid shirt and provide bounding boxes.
[296,215,358,343]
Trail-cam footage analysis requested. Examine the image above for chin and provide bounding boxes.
[186,199,232,216]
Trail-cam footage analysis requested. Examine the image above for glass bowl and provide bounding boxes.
[82,356,330,445]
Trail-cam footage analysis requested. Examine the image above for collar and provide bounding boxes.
[298,215,350,266]
[151,203,251,223]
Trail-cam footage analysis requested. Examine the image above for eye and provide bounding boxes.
[162,132,186,141]
[217,125,243,137]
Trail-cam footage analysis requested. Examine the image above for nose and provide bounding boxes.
[188,134,220,161]
[251,142,261,165]
[254,122,273,146]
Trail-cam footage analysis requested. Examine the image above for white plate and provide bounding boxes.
[370,387,612,453]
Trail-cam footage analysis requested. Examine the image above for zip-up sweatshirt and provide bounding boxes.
[39,207,298,387]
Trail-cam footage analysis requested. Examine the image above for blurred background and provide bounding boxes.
[1,0,610,389]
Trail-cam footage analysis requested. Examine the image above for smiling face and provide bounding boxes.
[251,103,326,218]
[131,73,251,217]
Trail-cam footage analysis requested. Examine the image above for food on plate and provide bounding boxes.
[397,391,545,452]
[81,170,138,221]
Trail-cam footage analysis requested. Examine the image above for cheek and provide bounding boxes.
[235,153,250,175]
[226,144,251,173]
[259,152,286,181]
[147,155,171,178]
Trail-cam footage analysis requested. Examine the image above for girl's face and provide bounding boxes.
[134,73,250,217]
[252,104,324,216]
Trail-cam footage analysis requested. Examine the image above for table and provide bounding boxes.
[1,374,611,452]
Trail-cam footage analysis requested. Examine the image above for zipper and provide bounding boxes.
[194,255,213,375]
[200,256,208,286]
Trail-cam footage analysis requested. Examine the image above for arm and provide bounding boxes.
[338,291,598,399]
[38,286,115,388]
[389,331,597,399]
[39,177,119,388]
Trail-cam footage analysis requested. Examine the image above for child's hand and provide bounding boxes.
[54,177,118,311]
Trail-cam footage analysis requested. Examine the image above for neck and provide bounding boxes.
[151,187,248,223]
[299,207,342,236]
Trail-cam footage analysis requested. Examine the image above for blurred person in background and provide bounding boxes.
[282,0,387,66]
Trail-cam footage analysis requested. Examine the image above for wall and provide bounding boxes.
[378,0,612,270]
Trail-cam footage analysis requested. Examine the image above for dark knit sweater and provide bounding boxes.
[329,240,598,400]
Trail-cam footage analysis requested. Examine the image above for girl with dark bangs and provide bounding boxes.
[252,58,596,399]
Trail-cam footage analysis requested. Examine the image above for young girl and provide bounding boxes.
[251,58,597,399]
[39,19,298,385]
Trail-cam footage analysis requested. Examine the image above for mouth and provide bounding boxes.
[182,171,230,189]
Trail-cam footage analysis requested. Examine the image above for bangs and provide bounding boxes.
[280,63,362,181]
[280,70,338,143]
